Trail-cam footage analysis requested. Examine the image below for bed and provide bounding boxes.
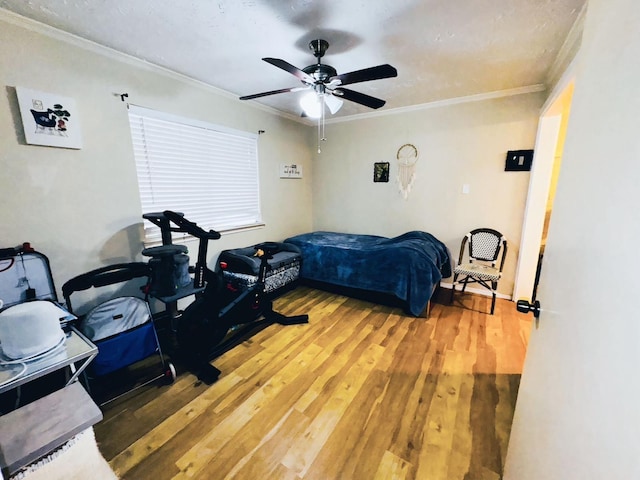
[283,231,452,316]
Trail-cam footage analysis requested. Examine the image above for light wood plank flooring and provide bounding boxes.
[94,286,531,479]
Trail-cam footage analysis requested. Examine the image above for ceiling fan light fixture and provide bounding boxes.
[324,94,343,114]
[300,91,322,118]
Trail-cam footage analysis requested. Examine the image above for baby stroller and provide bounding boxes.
[62,262,176,405]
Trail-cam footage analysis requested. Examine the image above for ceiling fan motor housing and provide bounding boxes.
[302,63,337,82]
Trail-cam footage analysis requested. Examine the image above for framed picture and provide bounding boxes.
[505,149,533,171]
[15,87,82,149]
[374,162,390,182]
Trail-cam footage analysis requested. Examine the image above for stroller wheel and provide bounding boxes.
[165,362,177,384]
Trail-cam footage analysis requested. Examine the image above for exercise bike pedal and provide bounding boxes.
[268,311,309,326]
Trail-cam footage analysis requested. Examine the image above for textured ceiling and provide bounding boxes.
[0,0,586,120]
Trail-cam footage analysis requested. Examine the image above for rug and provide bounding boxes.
[7,428,117,480]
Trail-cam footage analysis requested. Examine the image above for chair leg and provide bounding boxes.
[490,280,497,315]
[461,277,469,293]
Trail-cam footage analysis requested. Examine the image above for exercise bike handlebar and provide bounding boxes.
[162,210,221,240]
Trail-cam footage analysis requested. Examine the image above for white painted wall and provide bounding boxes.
[310,94,544,296]
[0,14,313,301]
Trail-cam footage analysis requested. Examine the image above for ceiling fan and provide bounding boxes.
[239,39,398,117]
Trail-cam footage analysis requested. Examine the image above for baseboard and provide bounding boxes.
[439,282,512,301]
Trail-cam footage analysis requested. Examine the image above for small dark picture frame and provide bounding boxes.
[374,162,390,182]
[505,149,534,171]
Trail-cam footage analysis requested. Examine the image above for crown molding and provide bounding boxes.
[0,7,548,127]
[545,2,586,89]
[324,84,547,125]
[0,7,303,124]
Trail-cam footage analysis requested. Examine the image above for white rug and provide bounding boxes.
[8,428,117,480]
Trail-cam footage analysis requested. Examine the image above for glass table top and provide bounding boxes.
[0,328,97,394]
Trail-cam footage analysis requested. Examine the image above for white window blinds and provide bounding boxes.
[128,105,262,244]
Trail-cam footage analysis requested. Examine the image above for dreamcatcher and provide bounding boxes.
[396,143,418,199]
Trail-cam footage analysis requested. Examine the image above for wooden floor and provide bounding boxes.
[94,286,531,480]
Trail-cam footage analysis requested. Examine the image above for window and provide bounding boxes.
[128,105,262,244]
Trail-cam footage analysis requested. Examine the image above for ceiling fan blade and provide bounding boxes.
[330,64,397,87]
[263,57,316,84]
[240,86,308,101]
[334,88,386,109]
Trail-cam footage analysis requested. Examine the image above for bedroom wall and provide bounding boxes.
[310,93,545,297]
[0,12,313,302]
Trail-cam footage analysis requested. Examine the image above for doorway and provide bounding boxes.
[512,80,574,302]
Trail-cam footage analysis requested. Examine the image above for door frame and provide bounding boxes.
[512,63,576,301]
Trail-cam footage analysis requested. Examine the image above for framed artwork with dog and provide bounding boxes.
[15,87,82,149]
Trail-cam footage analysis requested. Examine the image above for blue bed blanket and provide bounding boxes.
[283,231,452,316]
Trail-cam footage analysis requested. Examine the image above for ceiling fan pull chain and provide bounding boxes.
[321,101,326,142]
[317,111,322,153]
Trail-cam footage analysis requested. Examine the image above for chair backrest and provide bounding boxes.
[462,228,507,270]
[30,109,56,127]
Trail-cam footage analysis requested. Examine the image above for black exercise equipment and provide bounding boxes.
[142,211,309,384]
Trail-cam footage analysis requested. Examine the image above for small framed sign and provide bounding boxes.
[280,163,302,178]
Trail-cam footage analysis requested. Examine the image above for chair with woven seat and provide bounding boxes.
[449,228,507,314]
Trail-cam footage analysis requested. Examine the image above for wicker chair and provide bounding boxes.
[449,228,507,314]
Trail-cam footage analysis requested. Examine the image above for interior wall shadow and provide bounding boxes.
[5,86,27,146]
[99,222,145,265]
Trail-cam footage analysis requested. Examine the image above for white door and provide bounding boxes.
[503,0,640,478]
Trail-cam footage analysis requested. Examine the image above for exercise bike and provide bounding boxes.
[142,211,309,384]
